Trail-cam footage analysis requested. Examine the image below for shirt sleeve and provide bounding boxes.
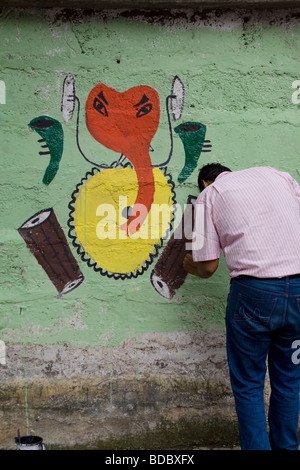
[272,168,300,204]
[287,174,300,203]
[192,193,221,262]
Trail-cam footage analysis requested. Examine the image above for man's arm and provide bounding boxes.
[183,254,219,279]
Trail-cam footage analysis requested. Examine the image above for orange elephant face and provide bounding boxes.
[85,83,160,157]
[85,83,161,236]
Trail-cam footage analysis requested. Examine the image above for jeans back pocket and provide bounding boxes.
[233,292,277,332]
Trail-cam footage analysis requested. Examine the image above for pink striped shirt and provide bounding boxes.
[192,166,300,278]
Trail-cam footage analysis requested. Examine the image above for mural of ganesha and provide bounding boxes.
[65,71,211,293]
[19,72,211,300]
[65,73,185,280]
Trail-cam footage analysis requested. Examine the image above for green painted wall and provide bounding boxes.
[1,7,300,350]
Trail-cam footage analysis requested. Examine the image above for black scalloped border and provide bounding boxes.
[67,166,176,280]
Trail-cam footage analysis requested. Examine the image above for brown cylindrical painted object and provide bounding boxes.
[151,195,196,300]
[18,208,84,296]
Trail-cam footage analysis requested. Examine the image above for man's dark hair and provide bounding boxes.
[198,163,231,192]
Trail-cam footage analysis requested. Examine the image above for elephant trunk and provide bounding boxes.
[119,149,155,236]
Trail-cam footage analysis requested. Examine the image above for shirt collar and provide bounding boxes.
[215,171,231,182]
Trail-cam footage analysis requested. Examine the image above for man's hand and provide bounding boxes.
[183,254,199,276]
[183,254,219,279]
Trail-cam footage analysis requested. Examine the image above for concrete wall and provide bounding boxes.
[1,6,300,449]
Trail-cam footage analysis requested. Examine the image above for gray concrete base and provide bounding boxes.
[0,330,264,449]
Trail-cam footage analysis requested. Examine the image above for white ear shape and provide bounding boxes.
[170,75,185,122]
[61,73,76,123]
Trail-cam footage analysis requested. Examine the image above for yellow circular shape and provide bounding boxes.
[74,167,173,275]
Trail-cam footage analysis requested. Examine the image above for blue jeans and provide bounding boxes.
[226,275,300,450]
